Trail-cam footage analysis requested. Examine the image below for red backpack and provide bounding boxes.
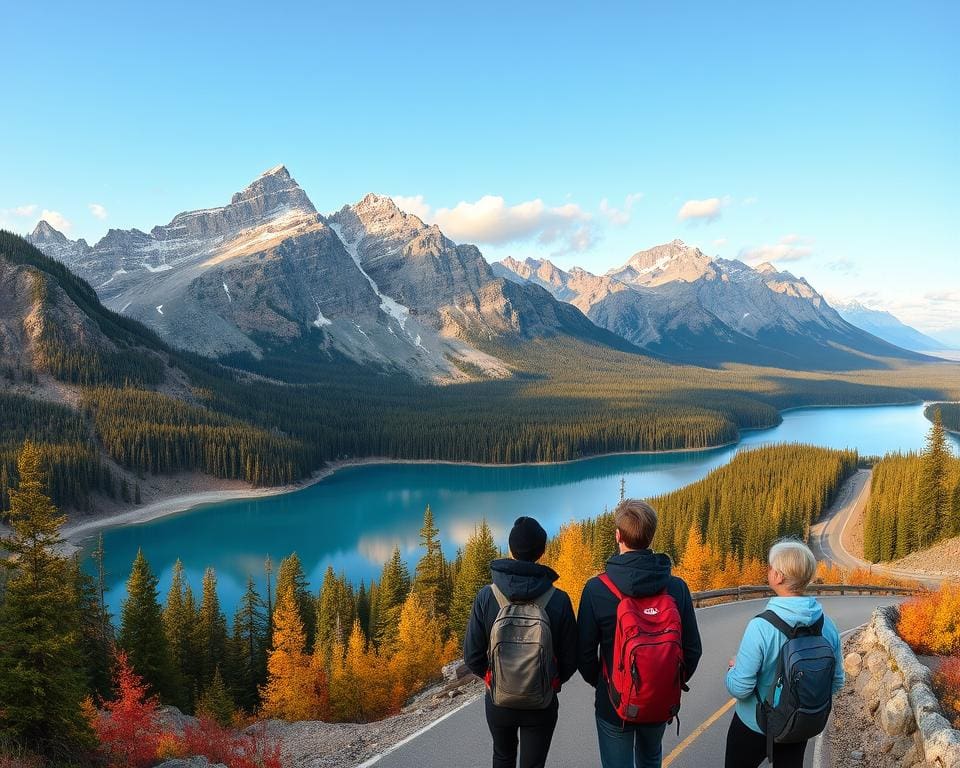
[599,573,685,724]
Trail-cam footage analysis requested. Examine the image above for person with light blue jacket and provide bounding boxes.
[724,540,844,768]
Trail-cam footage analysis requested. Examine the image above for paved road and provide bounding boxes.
[368,595,903,768]
[809,469,947,587]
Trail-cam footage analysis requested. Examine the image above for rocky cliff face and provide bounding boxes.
[496,241,927,368]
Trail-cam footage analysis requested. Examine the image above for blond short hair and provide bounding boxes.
[614,499,658,550]
[768,539,817,592]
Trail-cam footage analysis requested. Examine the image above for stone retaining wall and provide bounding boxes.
[843,606,960,767]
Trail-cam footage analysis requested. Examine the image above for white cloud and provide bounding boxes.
[742,196,759,206]
[13,204,37,217]
[39,209,72,233]
[88,203,108,220]
[677,197,725,223]
[713,237,728,247]
[599,192,643,226]
[391,194,432,220]
[394,193,598,255]
[739,234,815,264]
[856,291,960,335]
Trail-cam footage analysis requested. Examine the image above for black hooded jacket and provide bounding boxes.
[577,549,702,725]
[463,558,578,692]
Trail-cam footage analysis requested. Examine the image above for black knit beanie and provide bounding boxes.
[508,516,547,562]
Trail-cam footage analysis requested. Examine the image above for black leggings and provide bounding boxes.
[724,712,808,768]
[485,695,559,768]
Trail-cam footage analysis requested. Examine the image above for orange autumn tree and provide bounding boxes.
[330,620,392,722]
[898,583,960,656]
[673,525,716,592]
[260,586,328,721]
[391,592,443,706]
[550,522,596,612]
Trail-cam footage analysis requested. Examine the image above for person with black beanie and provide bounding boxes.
[464,516,578,768]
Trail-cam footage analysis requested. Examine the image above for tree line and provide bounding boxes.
[864,409,960,562]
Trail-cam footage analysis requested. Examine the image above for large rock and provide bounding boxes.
[844,652,864,680]
[865,650,887,675]
[881,690,914,736]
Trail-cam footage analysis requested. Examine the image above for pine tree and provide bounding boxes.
[0,442,95,758]
[197,666,235,727]
[918,409,950,547]
[229,574,268,713]
[591,508,617,570]
[197,567,228,692]
[374,547,411,651]
[450,520,499,640]
[276,553,316,652]
[413,505,449,622]
[71,555,114,700]
[163,559,194,710]
[119,549,178,702]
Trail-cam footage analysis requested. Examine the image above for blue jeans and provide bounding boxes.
[596,715,667,768]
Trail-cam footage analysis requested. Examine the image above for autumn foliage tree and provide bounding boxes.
[390,592,443,705]
[547,523,596,613]
[89,649,162,768]
[259,586,328,721]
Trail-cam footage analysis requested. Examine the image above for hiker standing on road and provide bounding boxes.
[464,516,578,768]
[577,499,703,768]
[724,539,845,768]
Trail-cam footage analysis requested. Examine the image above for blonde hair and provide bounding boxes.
[768,539,817,592]
[614,499,658,550]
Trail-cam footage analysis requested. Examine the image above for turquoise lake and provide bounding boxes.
[87,403,959,617]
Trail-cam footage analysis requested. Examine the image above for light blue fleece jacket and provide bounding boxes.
[725,596,845,733]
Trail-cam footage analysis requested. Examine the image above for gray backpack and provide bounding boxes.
[487,584,556,709]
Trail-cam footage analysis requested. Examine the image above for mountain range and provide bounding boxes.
[26,166,626,382]
[492,243,929,369]
[24,165,929,379]
[829,299,950,353]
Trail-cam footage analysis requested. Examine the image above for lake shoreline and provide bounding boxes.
[62,398,934,545]
[64,439,747,544]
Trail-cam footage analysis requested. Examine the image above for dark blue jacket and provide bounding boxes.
[577,549,702,725]
[463,558,578,690]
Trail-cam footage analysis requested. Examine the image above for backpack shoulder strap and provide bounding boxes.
[532,586,556,609]
[807,614,825,636]
[756,609,796,638]
[490,583,509,610]
[598,572,624,601]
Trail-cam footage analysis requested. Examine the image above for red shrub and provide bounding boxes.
[934,655,960,728]
[91,650,164,768]
[181,718,282,768]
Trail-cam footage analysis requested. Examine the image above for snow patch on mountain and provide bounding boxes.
[328,222,412,333]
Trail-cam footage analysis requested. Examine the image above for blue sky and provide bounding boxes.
[2,1,957,340]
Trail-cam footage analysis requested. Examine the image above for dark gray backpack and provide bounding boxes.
[487,584,556,709]
[755,611,836,762]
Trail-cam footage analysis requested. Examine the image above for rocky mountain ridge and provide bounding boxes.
[26,168,618,382]
[495,241,930,368]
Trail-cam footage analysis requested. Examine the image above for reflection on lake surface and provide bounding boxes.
[89,403,959,616]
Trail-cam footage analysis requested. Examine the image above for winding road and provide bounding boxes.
[365,595,902,768]
[809,468,949,587]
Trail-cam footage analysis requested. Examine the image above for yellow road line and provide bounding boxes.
[662,698,736,767]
